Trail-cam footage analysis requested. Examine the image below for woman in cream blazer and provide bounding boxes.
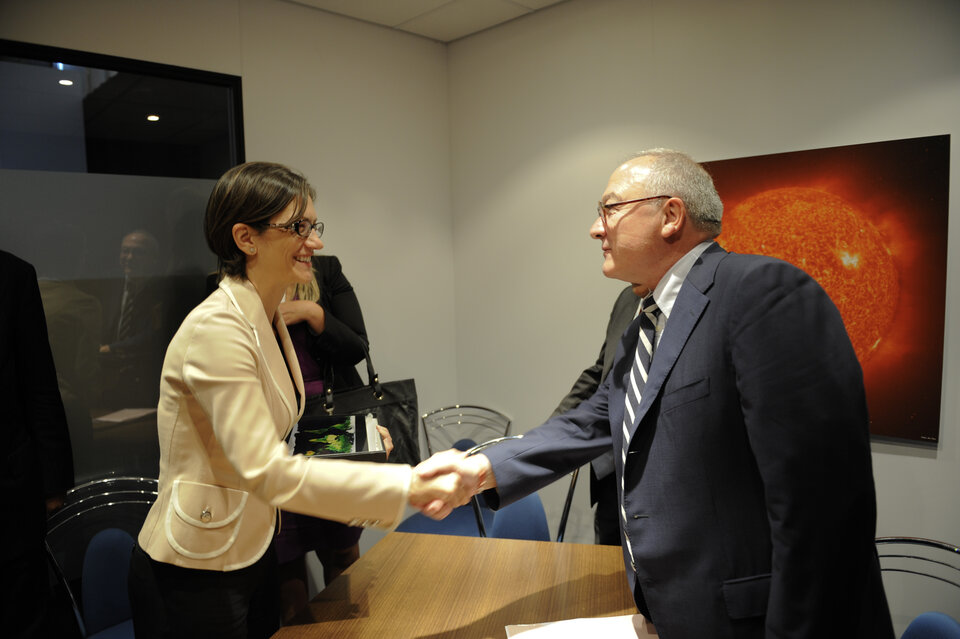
[129,162,466,639]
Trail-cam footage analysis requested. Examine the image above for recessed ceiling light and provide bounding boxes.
[59,79,73,86]
[146,114,160,122]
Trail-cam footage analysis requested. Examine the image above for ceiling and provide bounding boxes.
[284,0,569,43]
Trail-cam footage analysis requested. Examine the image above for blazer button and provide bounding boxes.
[201,507,212,523]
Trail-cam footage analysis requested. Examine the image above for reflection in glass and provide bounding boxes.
[0,40,243,483]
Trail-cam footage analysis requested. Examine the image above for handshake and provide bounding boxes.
[407,450,496,520]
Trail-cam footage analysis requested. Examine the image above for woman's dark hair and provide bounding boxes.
[204,161,316,278]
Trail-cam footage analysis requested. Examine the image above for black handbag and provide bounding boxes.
[308,349,421,466]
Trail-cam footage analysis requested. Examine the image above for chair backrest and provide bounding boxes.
[82,528,136,635]
[422,405,511,456]
[47,476,157,587]
[876,537,960,635]
[395,502,495,537]
[45,476,157,638]
[489,492,550,542]
[876,537,960,589]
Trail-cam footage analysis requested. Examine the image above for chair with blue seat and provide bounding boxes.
[876,537,960,638]
[395,499,495,537]
[901,612,960,639]
[81,528,136,639]
[402,421,576,542]
[45,475,157,639]
[396,438,495,537]
[488,492,550,541]
[421,405,511,456]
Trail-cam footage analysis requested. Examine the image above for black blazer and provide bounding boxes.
[551,285,640,504]
[552,285,641,417]
[304,255,368,392]
[0,250,74,560]
[485,244,893,638]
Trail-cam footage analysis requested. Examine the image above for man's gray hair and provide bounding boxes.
[630,148,723,237]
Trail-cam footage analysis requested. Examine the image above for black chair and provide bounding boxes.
[876,537,960,636]
[45,475,158,639]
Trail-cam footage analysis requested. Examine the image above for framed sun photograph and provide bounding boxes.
[703,135,950,443]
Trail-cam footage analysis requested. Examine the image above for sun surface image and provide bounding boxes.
[719,187,899,363]
[703,135,949,442]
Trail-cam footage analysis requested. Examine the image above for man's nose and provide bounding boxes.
[589,216,605,239]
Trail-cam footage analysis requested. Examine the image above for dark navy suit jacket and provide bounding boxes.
[484,243,893,639]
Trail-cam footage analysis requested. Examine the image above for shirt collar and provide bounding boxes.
[651,240,714,319]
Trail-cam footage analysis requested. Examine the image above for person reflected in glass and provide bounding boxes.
[99,229,163,408]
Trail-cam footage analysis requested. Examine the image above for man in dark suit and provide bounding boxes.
[0,250,75,638]
[420,149,893,638]
[551,284,641,545]
[99,230,163,408]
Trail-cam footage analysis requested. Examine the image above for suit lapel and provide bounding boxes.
[623,244,725,443]
[274,312,305,421]
[219,277,302,431]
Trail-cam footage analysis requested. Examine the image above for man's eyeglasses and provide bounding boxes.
[264,219,324,239]
[596,195,670,226]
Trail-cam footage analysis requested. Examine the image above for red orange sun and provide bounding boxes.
[719,187,899,363]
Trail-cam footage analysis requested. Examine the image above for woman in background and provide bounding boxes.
[275,255,376,621]
[128,161,466,639]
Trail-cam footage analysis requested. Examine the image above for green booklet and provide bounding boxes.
[292,412,386,462]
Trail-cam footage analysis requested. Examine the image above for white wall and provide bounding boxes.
[448,0,960,627]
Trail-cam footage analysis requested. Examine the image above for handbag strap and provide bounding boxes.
[321,346,384,414]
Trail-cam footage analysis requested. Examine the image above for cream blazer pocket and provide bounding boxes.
[165,479,249,560]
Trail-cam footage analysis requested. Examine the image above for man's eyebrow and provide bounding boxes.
[600,191,622,206]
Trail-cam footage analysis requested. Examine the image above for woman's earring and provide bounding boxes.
[248,248,256,254]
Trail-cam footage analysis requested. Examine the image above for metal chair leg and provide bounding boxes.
[556,467,579,542]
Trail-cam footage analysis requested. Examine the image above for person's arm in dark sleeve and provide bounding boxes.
[550,347,604,418]
[307,256,368,366]
[17,261,74,505]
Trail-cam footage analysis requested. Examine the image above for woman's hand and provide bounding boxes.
[376,425,394,460]
[278,300,325,333]
[408,467,473,520]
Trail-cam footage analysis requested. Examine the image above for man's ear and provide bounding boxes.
[232,223,258,256]
[660,197,686,239]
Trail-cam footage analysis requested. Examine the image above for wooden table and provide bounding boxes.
[274,532,638,639]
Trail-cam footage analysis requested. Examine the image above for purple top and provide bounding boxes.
[288,321,325,397]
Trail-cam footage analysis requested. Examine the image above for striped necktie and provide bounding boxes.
[117,280,134,340]
[621,294,660,573]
